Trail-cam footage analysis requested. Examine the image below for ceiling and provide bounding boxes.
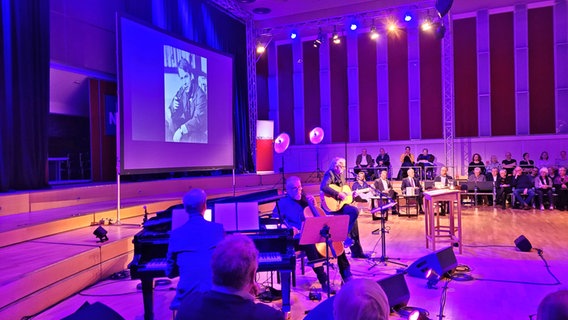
[237,0,549,33]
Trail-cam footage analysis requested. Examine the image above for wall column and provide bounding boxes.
[292,39,305,144]
[347,31,360,142]
[514,5,530,135]
[477,10,492,136]
[319,40,332,143]
[408,26,421,139]
[555,0,568,133]
[377,31,390,141]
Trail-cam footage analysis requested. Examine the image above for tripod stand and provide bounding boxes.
[307,146,323,183]
[368,198,407,269]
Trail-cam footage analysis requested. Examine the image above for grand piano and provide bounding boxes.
[128,189,294,320]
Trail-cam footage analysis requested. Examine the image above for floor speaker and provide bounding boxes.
[514,235,533,252]
[376,273,410,311]
[406,246,458,278]
[61,301,125,320]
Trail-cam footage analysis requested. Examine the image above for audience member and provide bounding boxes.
[374,170,399,215]
[375,148,391,175]
[496,169,513,209]
[398,146,415,180]
[536,151,554,169]
[553,167,568,211]
[176,234,284,320]
[485,155,501,172]
[401,168,424,214]
[520,152,535,172]
[468,167,487,182]
[355,148,374,179]
[434,166,454,214]
[556,151,568,169]
[468,153,486,176]
[536,290,568,320]
[416,148,435,180]
[352,171,373,205]
[486,167,499,205]
[502,152,517,176]
[273,176,352,290]
[548,167,557,181]
[167,189,225,310]
[534,167,554,211]
[333,278,390,320]
[321,157,367,258]
[512,166,535,210]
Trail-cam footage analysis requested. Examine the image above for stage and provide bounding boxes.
[1,174,567,319]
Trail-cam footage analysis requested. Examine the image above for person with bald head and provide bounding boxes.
[167,188,225,310]
[333,278,390,320]
[537,290,568,320]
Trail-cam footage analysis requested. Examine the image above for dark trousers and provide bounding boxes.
[327,204,364,257]
[556,189,568,210]
[297,242,350,283]
[497,188,511,208]
[536,189,553,207]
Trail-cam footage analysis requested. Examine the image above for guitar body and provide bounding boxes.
[303,205,345,257]
[320,184,353,212]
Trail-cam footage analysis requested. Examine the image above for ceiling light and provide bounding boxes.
[290,31,297,39]
[256,43,266,54]
[421,20,432,31]
[404,13,413,22]
[370,25,379,40]
[332,26,340,44]
[388,22,398,32]
[314,28,324,48]
[350,23,358,31]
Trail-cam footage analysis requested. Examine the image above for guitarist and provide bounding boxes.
[320,157,367,259]
[273,176,353,288]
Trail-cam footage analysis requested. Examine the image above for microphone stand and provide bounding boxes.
[369,190,406,269]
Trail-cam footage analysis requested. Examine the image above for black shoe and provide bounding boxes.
[392,210,399,215]
[351,253,370,259]
[419,209,425,214]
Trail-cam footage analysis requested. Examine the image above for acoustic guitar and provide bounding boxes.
[320,185,372,212]
[303,202,344,258]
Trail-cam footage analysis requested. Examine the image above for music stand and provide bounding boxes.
[300,215,349,298]
[368,195,407,269]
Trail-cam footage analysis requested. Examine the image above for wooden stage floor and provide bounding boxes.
[33,205,568,320]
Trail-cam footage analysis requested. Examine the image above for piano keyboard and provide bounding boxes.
[258,252,283,264]
[144,258,167,270]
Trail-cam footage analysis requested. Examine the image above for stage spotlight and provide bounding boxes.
[93,226,109,243]
[332,26,340,44]
[313,28,324,48]
[425,269,440,288]
[387,22,398,32]
[370,25,379,40]
[350,23,358,31]
[256,43,266,54]
[421,20,432,31]
[404,13,413,22]
[290,31,297,39]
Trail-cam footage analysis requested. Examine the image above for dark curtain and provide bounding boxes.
[123,0,254,173]
[0,0,50,192]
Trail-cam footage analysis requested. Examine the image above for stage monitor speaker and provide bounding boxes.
[407,246,458,279]
[435,0,454,17]
[514,235,532,252]
[377,273,410,311]
[61,301,125,320]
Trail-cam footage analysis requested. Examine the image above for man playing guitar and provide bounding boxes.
[320,157,367,259]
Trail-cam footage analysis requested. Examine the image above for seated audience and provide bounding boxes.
[536,151,554,169]
[534,167,554,211]
[397,146,415,180]
[519,152,535,172]
[176,234,284,320]
[468,153,486,176]
[553,167,568,211]
[434,166,454,213]
[416,148,435,180]
[401,168,424,214]
[468,167,487,182]
[548,167,557,181]
[537,290,568,320]
[375,148,391,174]
[486,167,500,206]
[556,150,568,169]
[502,152,517,176]
[167,189,225,310]
[273,176,352,291]
[373,169,399,215]
[496,169,513,209]
[485,155,501,172]
[333,279,390,320]
[512,166,535,210]
[352,171,373,204]
[355,148,374,179]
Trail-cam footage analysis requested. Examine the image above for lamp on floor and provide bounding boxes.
[93,226,109,243]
